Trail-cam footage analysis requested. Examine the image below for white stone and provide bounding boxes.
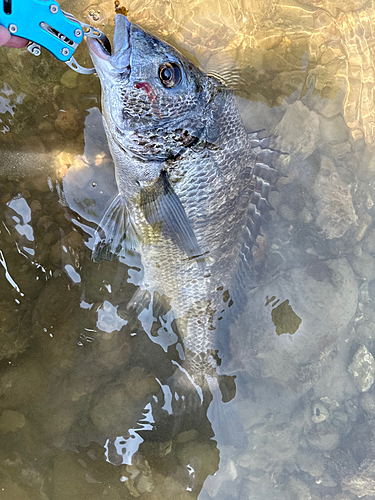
[348,345,375,392]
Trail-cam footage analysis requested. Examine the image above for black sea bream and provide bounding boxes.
[88,13,278,393]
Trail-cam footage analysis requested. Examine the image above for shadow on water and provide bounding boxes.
[1,0,375,499]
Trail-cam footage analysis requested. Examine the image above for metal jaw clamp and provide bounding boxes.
[0,0,110,74]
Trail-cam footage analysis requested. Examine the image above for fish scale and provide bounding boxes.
[88,14,279,390]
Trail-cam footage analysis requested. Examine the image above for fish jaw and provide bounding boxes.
[87,14,131,85]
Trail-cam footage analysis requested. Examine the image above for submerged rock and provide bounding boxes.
[360,391,375,414]
[363,228,375,254]
[32,276,80,369]
[273,100,320,159]
[140,472,194,500]
[295,448,325,477]
[278,204,297,222]
[50,229,86,268]
[90,367,159,436]
[312,402,329,423]
[230,258,358,392]
[0,358,48,409]
[54,106,81,137]
[342,460,375,498]
[313,164,357,239]
[0,473,30,500]
[125,457,154,496]
[53,451,122,500]
[175,440,220,493]
[60,70,79,89]
[319,113,349,145]
[0,409,25,432]
[288,476,315,500]
[348,345,375,392]
[351,253,375,281]
[236,414,301,473]
[0,302,28,361]
[307,422,340,451]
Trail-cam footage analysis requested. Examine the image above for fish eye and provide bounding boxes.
[159,62,182,88]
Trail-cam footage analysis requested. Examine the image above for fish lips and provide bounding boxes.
[88,14,131,78]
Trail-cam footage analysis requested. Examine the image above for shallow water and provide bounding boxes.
[1,0,375,499]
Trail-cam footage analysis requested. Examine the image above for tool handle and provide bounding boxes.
[0,0,83,61]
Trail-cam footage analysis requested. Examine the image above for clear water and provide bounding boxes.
[1,0,375,499]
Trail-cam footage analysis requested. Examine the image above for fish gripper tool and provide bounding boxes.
[0,0,111,74]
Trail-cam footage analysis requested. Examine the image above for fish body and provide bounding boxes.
[88,14,278,387]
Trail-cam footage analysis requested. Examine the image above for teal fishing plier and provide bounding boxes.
[0,0,110,74]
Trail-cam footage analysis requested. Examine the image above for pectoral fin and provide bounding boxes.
[140,171,204,262]
[92,193,137,263]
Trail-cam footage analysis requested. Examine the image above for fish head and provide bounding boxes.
[88,14,223,168]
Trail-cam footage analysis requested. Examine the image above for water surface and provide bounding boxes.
[1,0,375,499]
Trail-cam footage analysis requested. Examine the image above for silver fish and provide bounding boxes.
[87,14,278,392]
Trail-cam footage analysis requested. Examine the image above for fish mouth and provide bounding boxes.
[88,14,131,68]
[88,30,112,59]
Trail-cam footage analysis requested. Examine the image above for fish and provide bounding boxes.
[87,14,279,402]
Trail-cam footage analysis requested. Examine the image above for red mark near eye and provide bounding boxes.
[134,82,161,119]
